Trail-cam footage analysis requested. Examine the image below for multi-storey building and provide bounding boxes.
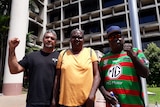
[29,0,160,53]
[1,1,159,104]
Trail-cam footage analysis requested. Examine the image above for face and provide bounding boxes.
[70,30,84,49]
[43,32,56,48]
[108,32,124,53]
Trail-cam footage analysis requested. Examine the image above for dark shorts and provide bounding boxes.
[59,105,86,107]
[59,104,86,107]
[26,104,51,107]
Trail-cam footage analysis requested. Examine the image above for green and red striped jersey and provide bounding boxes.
[99,48,149,107]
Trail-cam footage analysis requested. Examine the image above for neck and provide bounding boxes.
[42,48,55,53]
[111,48,122,54]
[71,48,82,54]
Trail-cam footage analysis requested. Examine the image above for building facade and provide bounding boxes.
[29,0,160,53]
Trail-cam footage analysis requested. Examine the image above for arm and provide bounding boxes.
[52,51,64,107]
[86,61,101,107]
[98,67,119,105]
[99,83,118,105]
[129,52,149,78]
[123,43,149,78]
[52,69,61,107]
[8,38,24,74]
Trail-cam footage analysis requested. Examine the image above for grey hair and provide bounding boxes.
[70,28,84,37]
[44,29,57,39]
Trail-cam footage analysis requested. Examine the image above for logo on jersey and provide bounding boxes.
[108,64,122,79]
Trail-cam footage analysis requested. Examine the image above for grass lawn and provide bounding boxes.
[147,87,160,104]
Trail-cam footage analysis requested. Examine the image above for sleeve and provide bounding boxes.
[134,48,149,68]
[90,48,98,62]
[18,55,29,70]
[56,50,66,69]
[99,57,105,79]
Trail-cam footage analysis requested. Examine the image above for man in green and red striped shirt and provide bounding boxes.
[99,26,150,107]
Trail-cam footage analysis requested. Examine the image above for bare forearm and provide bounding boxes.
[8,49,24,74]
[130,54,149,78]
[89,61,101,98]
[53,75,60,99]
[52,70,61,107]
[123,44,149,77]
[99,81,111,101]
[99,85,108,100]
[89,74,101,99]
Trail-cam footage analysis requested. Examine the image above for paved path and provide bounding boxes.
[0,93,156,107]
[0,91,106,107]
[0,93,26,107]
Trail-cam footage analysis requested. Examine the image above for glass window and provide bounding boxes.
[28,21,38,37]
[55,30,60,40]
[102,0,124,8]
[63,26,79,39]
[81,0,99,14]
[49,9,61,22]
[103,15,126,30]
[81,21,100,34]
[64,4,78,19]
[139,8,157,24]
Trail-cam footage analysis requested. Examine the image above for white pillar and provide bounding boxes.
[39,0,47,41]
[128,0,149,106]
[2,0,29,95]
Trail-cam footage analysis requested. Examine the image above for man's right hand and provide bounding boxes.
[9,38,20,50]
[103,90,119,106]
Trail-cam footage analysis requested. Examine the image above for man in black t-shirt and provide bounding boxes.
[8,29,59,107]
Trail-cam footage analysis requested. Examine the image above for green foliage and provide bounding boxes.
[0,0,11,15]
[0,15,9,50]
[0,0,10,47]
[29,0,39,14]
[0,15,9,34]
[147,87,160,104]
[144,43,160,87]
[25,31,40,54]
[0,0,11,34]
[0,0,11,92]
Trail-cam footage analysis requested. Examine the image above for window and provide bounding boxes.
[82,21,100,34]
[103,15,126,30]
[139,8,157,24]
[64,4,78,18]
[81,0,99,14]
[63,26,79,39]
[102,0,124,8]
[49,9,61,22]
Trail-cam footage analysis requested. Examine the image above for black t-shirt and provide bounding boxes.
[19,50,59,105]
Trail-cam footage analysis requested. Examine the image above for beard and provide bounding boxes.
[44,44,54,48]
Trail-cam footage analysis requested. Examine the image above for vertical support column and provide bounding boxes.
[128,0,149,107]
[39,0,47,41]
[78,0,82,29]
[99,0,104,43]
[60,0,63,48]
[2,0,29,95]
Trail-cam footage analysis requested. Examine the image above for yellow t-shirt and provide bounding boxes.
[56,48,98,106]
